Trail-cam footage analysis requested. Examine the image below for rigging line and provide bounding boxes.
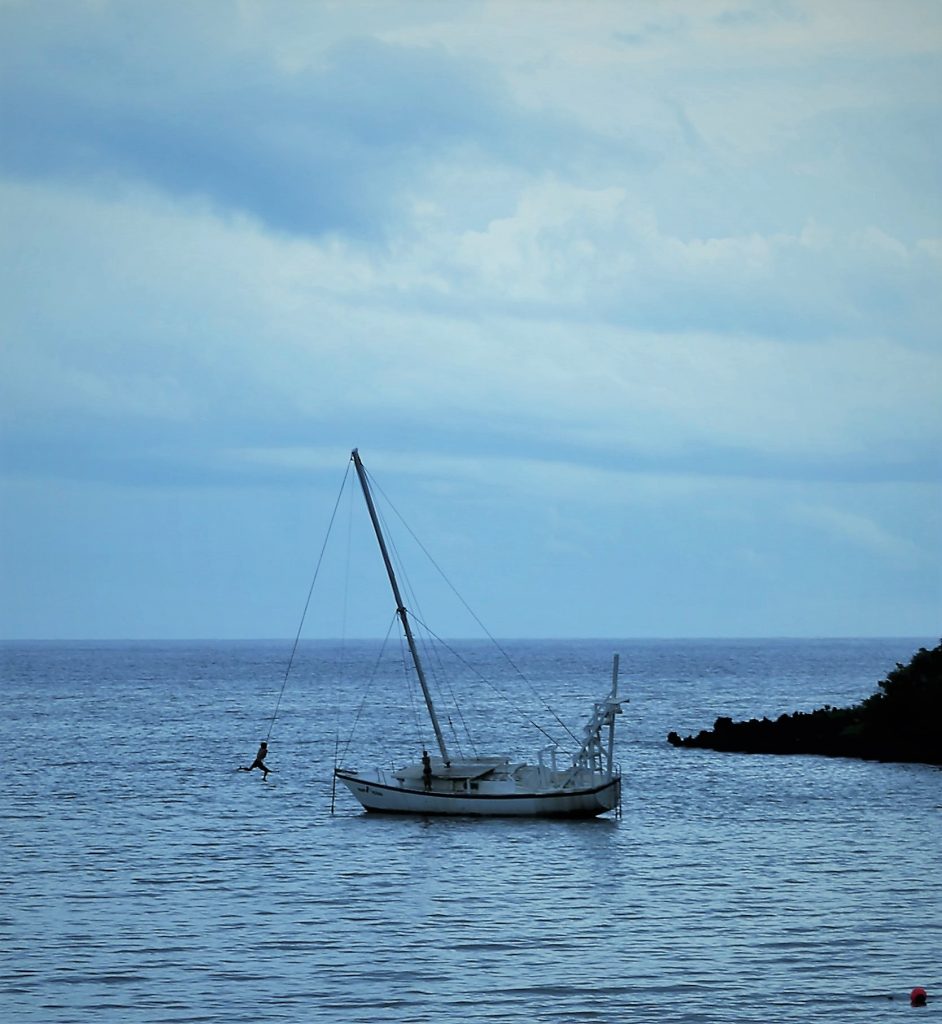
[408,611,574,748]
[414,625,468,759]
[419,629,472,758]
[335,612,399,768]
[332,471,357,775]
[435,647,474,757]
[390,583,467,758]
[397,626,424,750]
[365,470,473,757]
[396,553,469,750]
[355,465,454,759]
[392,553,472,757]
[367,473,580,745]
[364,475,441,735]
[266,461,352,744]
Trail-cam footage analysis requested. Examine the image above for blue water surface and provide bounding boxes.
[1,637,939,1023]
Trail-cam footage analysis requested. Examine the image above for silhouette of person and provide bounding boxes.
[239,741,271,780]
[422,749,432,791]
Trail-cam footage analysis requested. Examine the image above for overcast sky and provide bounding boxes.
[2,0,940,640]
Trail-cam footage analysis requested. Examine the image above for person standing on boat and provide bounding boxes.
[239,741,272,781]
[422,749,432,791]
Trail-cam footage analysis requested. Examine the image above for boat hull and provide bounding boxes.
[334,769,621,818]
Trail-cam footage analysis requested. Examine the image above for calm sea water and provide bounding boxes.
[1,637,939,1023]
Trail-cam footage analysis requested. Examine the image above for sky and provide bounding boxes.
[1,0,940,640]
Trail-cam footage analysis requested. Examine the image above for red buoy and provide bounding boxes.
[911,987,927,1007]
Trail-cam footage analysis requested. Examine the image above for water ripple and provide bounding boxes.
[1,639,939,1023]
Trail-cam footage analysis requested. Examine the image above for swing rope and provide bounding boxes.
[265,461,352,744]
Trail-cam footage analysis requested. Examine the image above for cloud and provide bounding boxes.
[420,178,942,342]
[7,0,936,249]
[1,0,939,637]
[2,175,939,490]
[0,3,598,241]
[788,502,921,565]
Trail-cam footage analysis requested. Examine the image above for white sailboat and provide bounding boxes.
[333,449,625,818]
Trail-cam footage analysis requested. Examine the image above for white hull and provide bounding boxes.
[334,768,621,818]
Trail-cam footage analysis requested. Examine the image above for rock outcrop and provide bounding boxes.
[667,641,941,766]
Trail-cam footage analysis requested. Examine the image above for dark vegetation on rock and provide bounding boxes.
[667,641,942,766]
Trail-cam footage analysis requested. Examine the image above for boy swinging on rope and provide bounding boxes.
[239,740,272,781]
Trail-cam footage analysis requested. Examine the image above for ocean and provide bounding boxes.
[1,637,939,1023]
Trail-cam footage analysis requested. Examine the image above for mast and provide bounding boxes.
[351,449,451,765]
[608,653,619,776]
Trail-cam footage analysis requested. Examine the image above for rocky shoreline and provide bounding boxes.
[667,641,941,766]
